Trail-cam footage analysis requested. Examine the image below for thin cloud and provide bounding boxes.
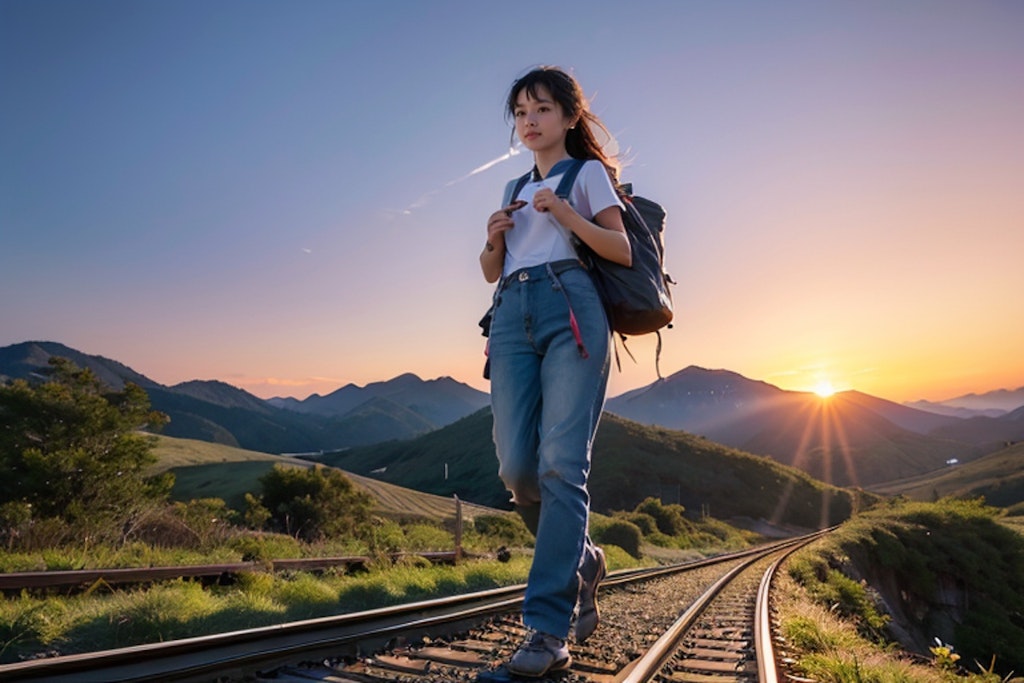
[396,143,524,216]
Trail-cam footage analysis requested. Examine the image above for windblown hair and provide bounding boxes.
[506,66,620,184]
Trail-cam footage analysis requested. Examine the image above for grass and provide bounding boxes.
[777,499,1024,682]
[152,434,507,522]
[0,557,528,662]
[0,548,652,664]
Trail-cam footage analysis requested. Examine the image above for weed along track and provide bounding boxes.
[0,536,821,683]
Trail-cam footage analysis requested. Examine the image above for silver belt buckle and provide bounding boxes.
[518,271,529,282]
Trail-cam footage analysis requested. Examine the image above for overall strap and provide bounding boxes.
[553,158,586,199]
[502,171,532,206]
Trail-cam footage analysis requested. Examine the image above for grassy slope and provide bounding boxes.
[150,435,506,523]
[869,441,1024,507]
[313,410,877,529]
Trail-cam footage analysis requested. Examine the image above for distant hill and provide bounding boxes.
[905,386,1024,417]
[870,441,1024,508]
[309,408,876,530]
[268,372,489,427]
[605,366,989,487]
[901,400,1007,420]
[926,404,1024,451]
[0,341,488,454]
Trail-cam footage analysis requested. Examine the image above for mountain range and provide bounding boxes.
[2,341,1022,490]
[605,367,1024,486]
[0,341,488,454]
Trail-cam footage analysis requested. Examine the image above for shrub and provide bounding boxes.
[473,514,532,547]
[256,465,374,542]
[591,518,643,559]
[230,533,302,562]
[635,497,687,536]
[617,511,658,536]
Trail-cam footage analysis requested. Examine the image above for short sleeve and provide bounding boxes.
[569,160,623,220]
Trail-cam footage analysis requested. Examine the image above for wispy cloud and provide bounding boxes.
[394,143,524,216]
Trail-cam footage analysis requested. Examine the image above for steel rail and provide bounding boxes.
[755,531,821,683]
[0,535,819,682]
[615,531,827,683]
[614,546,779,683]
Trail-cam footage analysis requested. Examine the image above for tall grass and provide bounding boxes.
[0,557,534,663]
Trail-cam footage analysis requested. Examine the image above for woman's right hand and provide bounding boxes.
[486,200,526,246]
[481,200,525,282]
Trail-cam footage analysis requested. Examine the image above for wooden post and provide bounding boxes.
[454,494,463,564]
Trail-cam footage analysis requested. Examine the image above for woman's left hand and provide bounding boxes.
[532,187,571,221]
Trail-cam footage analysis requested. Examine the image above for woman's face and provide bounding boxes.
[513,85,573,155]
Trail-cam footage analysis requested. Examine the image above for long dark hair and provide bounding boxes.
[506,66,620,184]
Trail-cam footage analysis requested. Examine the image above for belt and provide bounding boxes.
[501,258,582,289]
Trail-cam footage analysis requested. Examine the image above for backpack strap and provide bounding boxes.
[553,158,586,199]
[502,171,531,206]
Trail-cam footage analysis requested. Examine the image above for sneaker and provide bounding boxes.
[574,545,606,643]
[506,630,571,678]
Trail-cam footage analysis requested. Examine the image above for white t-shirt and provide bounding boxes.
[502,159,623,276]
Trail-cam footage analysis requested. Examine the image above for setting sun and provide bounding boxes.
[813,380,836,398]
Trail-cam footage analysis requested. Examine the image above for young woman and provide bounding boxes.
[479,66,631,678]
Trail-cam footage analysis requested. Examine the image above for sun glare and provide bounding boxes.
[813,380,836,398]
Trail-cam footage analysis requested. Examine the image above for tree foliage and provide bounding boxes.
[0,357,170,536]
[256,464,374,542]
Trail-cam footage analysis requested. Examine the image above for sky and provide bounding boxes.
[2,0,1023,405]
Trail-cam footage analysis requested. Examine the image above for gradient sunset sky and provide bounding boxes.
[2,0,1022,404]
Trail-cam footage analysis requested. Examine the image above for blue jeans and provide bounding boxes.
[488,260,610,639]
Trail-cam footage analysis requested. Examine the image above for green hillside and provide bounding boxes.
[311,409,878,529]
[151,435,505,523]
[869,440,1024,506]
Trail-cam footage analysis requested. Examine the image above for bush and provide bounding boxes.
[591,518,643,559]
[256,465,374,542]
[616,511,658,536]
[473,514,532,547]
[230,533,302,562]
[635,497,687,536]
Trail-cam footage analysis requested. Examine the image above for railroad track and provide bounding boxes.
[0,534,822,682]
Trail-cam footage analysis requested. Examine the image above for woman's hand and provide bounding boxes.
[481,200,526,282]
[486,200,526,246]
[532,187,570,220]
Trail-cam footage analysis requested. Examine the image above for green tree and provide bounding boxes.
[257,464,373,542]
[0,357,169,537]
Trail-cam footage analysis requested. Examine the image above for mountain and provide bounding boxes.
[0,341,488,454]
[926,404,1024,450]
[605,366,989,487]
[905,386,1024,418]
[901,400,1007,420]
[268,372,489,426]
[939,386,1024,413]
[0,341,158,390]
[309,408,876,529]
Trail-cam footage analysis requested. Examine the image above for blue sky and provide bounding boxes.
[2,0,1023,402]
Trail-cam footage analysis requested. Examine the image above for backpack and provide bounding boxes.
[502,159,675,377]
